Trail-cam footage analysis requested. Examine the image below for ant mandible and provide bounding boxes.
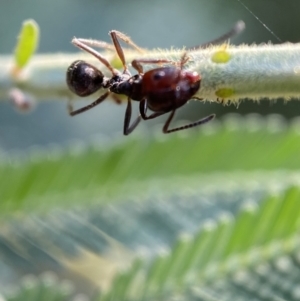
[66,21,245,135]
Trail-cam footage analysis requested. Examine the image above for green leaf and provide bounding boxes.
[14,19,39,69]
[1,116,300,300]
[0,115,299,215]
[99,187,300,301]
[4,272,76,301]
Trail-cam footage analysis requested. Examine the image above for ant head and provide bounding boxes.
[66,60,105,97]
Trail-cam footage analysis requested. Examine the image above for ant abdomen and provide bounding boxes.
[66,60,105,97]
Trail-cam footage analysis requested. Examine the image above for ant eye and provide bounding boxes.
[66,60,104,97]
[152,71,165,81]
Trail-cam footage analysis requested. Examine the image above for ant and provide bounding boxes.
[66,21,245,135]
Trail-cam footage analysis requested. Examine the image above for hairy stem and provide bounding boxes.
[1,43,300,103]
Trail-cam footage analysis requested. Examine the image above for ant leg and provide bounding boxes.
[109,30,145,54]
[132,58,176,74]
[109,31,130,74]
[111,93,123,105]
[72,38,120,76]
[75,38,116,51]
[77,38,144,54]
[163,111,215,134]
[139,99,167,120]
[123,97,142,135]
[109,30,146,75]
[68,91,110,116]
[187,20,245,50]
[177,52,190,70]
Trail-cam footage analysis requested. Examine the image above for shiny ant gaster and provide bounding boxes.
[66,21,245,135]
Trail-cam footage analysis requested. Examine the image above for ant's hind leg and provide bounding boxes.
[123,98,142,135]
[162,111,215,134]
[68,91,110,116]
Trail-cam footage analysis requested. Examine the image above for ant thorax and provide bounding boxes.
[110,74,143,101]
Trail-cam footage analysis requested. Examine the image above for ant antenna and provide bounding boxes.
[187,20,245,50]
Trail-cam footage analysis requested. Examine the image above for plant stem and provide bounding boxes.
[1,43,300,103]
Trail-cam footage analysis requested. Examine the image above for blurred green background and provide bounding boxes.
[1,0,300,151]
[1,1,300,299]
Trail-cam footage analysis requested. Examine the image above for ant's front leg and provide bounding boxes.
[123,97,142,135]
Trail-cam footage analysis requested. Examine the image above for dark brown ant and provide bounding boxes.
[66,21,245,135]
